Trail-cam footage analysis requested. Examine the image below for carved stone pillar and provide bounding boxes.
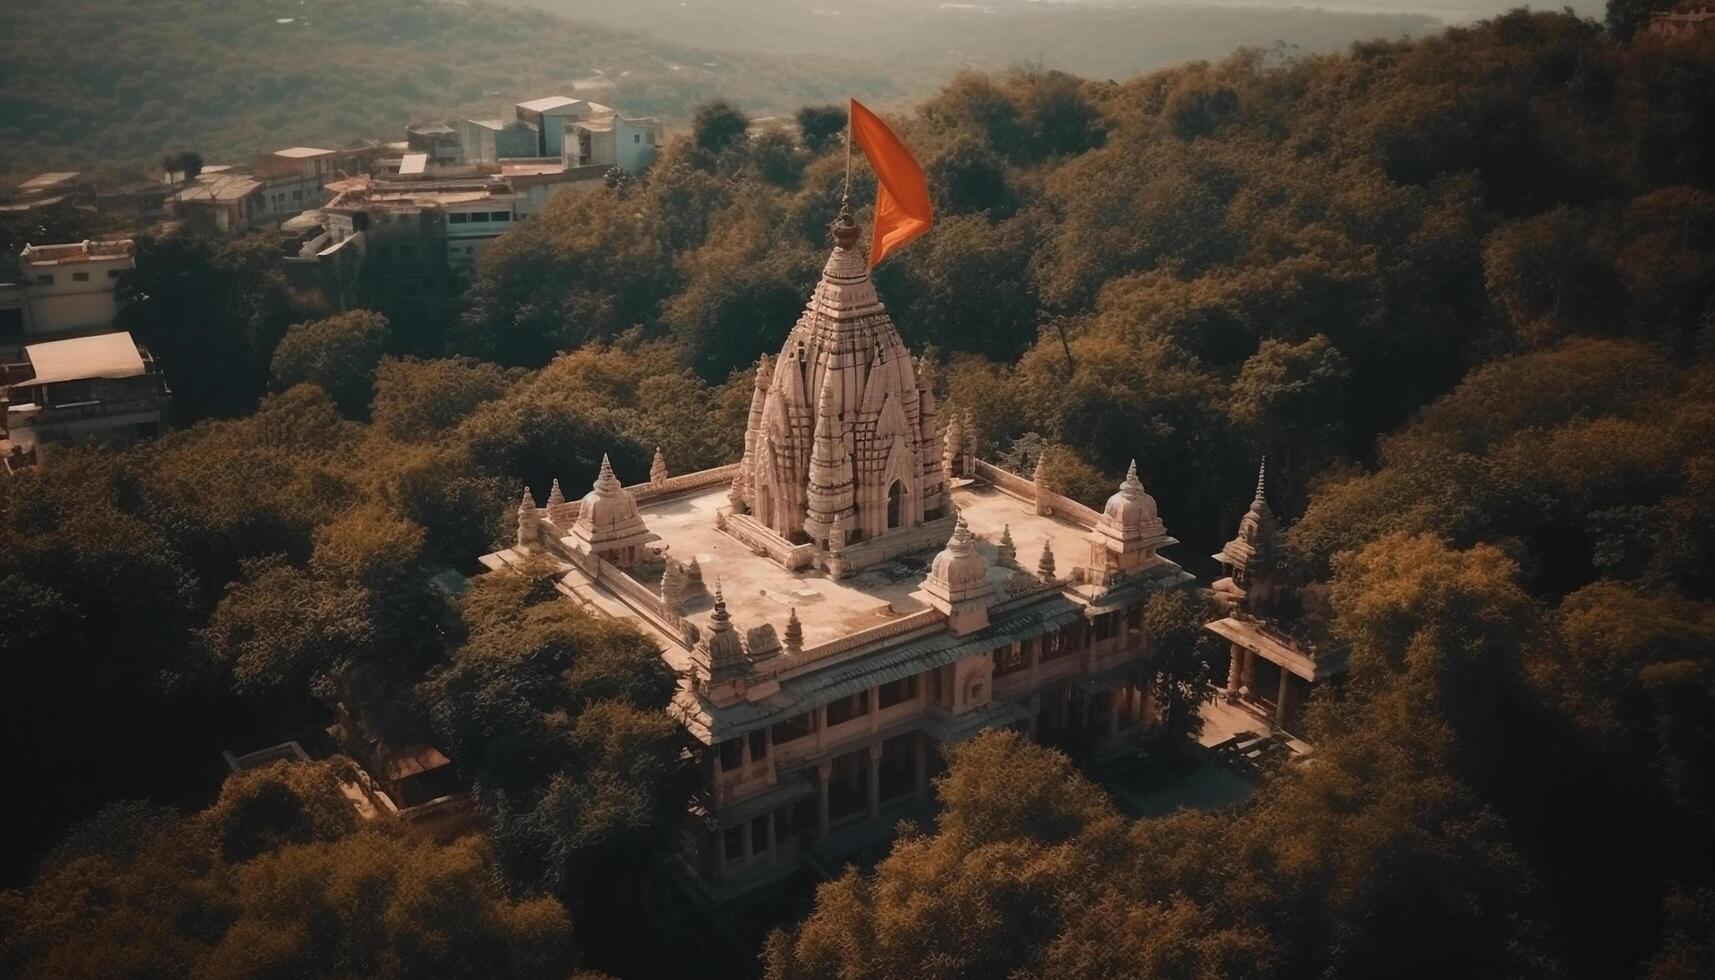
[866,745,881,820]
[1275,669,1293,729]
[816,760,831,837]
[1225,643,1244,702]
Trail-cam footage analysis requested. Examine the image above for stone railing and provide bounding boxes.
[973,458,1100,528]
[975,459,1034,499]
[590,552,692,648]
[784,607,945,675]
[990,577,1068,615]
[632,462,740,503]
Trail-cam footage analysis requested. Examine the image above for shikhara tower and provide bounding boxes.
[728,207,947,567]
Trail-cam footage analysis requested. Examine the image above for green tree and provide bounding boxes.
[1140,589,1222,746]
[269,309,390,417]
[795,104,847,154]
[690,99,750,156]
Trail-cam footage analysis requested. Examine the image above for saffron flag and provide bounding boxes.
[851,99,933,267]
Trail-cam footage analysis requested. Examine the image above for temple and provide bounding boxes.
[483,208,1194,898]
[1205,460,1346,730]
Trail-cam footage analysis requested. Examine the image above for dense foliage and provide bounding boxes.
[3,5,1715,978]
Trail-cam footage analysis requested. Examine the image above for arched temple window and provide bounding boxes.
[887,480,904,529]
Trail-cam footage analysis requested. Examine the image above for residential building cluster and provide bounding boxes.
[0,93,663,472]
[0,240,167,474]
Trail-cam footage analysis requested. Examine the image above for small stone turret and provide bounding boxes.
[651,447,669,486]
[704,584,748,680]
[1088,459,1171,581]
[516,486,538,549]
[922,514,994,635]
[1033,451,1053,517]
[570,454,658,566]
[997,524,1017,569]
[1037,538,1057,583]
[661,559,686,609]
[1214,458,1280,612]
[783,607,804,657]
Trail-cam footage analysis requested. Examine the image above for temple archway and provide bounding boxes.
[887,480,904,529]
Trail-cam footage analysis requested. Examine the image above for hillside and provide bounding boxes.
[509,0,1440,81]
[0,0,898,172]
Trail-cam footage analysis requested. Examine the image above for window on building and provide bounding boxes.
[771,712,815,745]
[751,816,769,856]
[634,133,642,143]
[72,271,89,282]
[824,691,869,727]
[718,739,743,772]
[1043,628,1074,663]
[723,825,744,863]
[877,675,918,709]
[449,212,468,224]
[491,211,511,222]
[107,269,122,279]
[35,274,53,285]
[748,730,768,762]
[993,642,1027,677]
[1126,602,1144,634]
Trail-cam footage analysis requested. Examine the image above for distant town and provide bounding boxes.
[0,94,664,474]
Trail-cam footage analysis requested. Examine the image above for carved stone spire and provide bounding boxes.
[922,514,994,635]
[1089,458,1171,577]
[803,374,856,548]
[651,447,669,486]
[570,452,657,565]
[997,523,1017,569]
[547,477,565,510]
[1038,537,1057,583]
[784,606,803,656]
[1033,450,1053,517]
[516,485,538,548]
[729,199,943,563]
[704,583,748,679]
[661,559,685,609]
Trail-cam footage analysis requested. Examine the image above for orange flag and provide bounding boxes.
[851,99,933,267]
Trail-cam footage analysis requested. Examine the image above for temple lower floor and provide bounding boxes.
[693,681,1151,896]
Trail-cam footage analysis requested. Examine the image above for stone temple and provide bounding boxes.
[484,208,1194,898]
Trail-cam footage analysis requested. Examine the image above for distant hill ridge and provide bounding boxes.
[0,0,897,171]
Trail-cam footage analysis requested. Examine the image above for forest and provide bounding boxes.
[4,4,1715,979]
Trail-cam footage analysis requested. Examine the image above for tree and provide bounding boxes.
[0,791,582,980]
[201,759,360,862]
[161,149,203,185]
[1140,589,1222,746]
[269,309,390,417]
[198,555,378,704]
[690,99,749,156]
[795,104,847,154]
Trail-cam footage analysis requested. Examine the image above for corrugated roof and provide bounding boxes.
[24,333,146,385]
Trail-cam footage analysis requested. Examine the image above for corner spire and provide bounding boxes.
[1254,455,1267,503]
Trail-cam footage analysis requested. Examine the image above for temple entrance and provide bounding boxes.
[887,480,904,529]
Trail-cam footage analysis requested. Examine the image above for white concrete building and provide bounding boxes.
[1,332,169,474]
[0,239,135,357]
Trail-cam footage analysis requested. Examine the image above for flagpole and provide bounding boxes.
[843,97,853,205]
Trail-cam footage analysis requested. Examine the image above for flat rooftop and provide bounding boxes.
[516,95,582,113]
[271,146,334,158]
[636,476,1097,668]
[21,239,135,265]
[22,332,146,385]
